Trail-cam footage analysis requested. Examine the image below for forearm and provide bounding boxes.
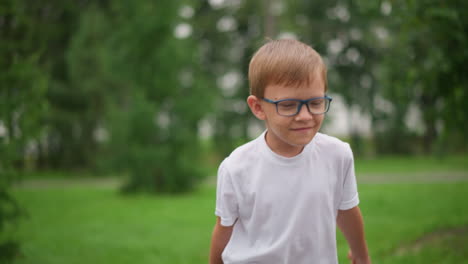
[337,206,371,263]
[209,232,227,264]
[209,217,233,264]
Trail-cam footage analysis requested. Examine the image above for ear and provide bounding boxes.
[247,95,266,120]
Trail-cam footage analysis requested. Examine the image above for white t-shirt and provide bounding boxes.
[215,131,359,264]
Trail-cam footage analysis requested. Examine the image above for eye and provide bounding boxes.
[309,99,324,106]
[278,101,298,108]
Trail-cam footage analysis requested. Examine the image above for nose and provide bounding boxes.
[294,103,313,121]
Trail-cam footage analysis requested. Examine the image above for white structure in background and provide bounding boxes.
[174,23,192,39]
[0,121,6,138]
[321,93,372,137]
[178,5,194,19]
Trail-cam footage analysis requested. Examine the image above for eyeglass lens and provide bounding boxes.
[277,98,329,116]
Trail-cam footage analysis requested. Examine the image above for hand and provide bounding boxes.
[347,250,371,264]
[347,250,356,264]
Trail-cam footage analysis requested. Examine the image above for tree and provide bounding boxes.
[71,0,216,193]
[0,0,48,260]
[192,0,277,158]
[386,0,468,153]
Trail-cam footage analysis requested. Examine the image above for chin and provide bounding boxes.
[291,134,315,146]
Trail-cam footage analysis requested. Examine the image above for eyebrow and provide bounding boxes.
[271,95,327,101]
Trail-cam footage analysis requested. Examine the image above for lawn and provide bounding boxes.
[11,181,468,263]
[9,155,468,263]
[11,186,215,264]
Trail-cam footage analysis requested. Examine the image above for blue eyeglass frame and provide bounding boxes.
[262,95,333,116]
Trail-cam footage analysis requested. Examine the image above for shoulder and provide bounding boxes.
[313,133,353,160]
[314,132,350,147]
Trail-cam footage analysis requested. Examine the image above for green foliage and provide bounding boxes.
[71,0,215,193]
[190,1,264,157]
[379,0,468,153]
[65,5,114,170]
[9,0,91,170]
[1,0,468,194]
[107,93,205,193]
[0,0,49,169]
[0,0,50,260]
[0,186,23,262]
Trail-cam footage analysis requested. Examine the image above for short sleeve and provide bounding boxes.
[338,144,360,210]
[215,160,239,226]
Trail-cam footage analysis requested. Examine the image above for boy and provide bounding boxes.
[209,39,371,264]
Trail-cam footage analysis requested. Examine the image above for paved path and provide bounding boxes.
[357,171,468,184]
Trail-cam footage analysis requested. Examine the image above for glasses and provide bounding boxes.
[262,96,332,116]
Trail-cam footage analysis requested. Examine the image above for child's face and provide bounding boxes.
[261,75,326,156]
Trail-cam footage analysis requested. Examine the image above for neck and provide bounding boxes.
[264,131,304,158]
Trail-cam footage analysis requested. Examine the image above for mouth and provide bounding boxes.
[290,127,313,132]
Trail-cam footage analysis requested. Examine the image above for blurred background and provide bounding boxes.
[1,0,467,263]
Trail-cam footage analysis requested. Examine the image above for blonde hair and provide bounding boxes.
[248,39,328,97]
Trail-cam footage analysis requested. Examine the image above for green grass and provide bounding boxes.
[12,186,215,264]
[11,181,468,264]
[337,183,468,263]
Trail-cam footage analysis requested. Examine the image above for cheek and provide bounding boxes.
[267,116,290,130]
[314,116,325,125]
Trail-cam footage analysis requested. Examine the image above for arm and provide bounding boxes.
[209,217,234,264]
[337,206,371,264]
